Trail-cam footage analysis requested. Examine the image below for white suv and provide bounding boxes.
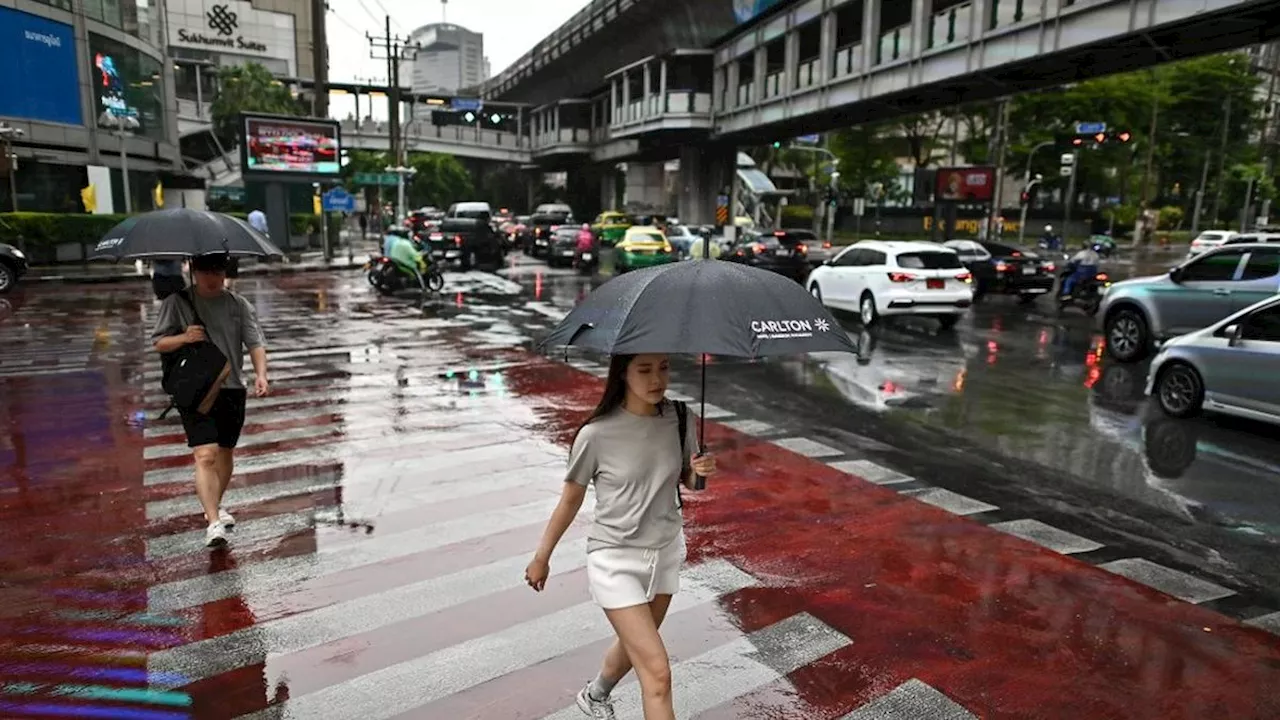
[806,240,974,328]
[1187,231,1237,258]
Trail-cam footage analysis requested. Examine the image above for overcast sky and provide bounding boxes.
[325,0,589,118]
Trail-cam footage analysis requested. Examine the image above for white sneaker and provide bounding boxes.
[575,684,616,719]
[218,509,236,528]
[205,521,228,548]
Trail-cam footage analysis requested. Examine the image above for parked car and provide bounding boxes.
[665,224,699,258]
[792,230,835,266]
[429,217,504,271]
[1187,230,1238,258]
[614,226,677,273]
[0,242,28,294]
[943,239,1057,302]
[527,207,573,257]
[723,229,810,281]
[1099,243,1280,362]
[807,240,974,329]
[1146,293,1280,426]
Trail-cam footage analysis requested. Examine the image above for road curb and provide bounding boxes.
[28,262,366,285]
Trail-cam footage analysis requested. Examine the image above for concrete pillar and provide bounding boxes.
[754,45,767,101]
[784,23,798,95]
[601,166,619,210]
[611,79,620,124]
[676,145,735,226]
[819,10,835,82]
[643,63,652,117]
[913,0,934,55]
[624,162,666,213]
[863,0,882,67]
[659,59,668,114]
[622,72,631,121]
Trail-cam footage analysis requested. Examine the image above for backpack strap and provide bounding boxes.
[674,400,688,509]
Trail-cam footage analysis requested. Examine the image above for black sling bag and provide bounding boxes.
[158,289,230,419]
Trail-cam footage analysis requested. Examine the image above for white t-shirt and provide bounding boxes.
[566,401,698,552]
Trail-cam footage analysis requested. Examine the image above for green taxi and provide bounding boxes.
[592,211,633,246]
[615,226,678,273]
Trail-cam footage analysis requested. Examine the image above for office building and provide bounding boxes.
[400,23,489,95]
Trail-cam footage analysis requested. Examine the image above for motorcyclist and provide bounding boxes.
[386,228,429,289]
[1041,224,1062,251]
[1060,242,1101,298]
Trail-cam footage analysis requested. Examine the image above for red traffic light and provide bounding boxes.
[1116,131,1132,143]
[1094,132,1107,144]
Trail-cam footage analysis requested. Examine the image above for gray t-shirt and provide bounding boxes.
[150,289,266,389]
[566,402,698,553]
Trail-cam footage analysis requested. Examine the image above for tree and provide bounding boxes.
[893,111,952,168]
[209,63,302,147]
[406,153,473,209]
[829,122,900,198]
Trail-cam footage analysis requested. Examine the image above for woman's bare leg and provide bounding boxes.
[603,600,675,719]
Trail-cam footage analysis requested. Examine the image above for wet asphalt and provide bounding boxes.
[3,248,1280,718]
[491,250,1280,611]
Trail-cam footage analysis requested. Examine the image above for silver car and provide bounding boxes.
[1145,293,1280,425]
[1099,243,1280,362]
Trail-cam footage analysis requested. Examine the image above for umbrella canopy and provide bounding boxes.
[539,260,857,358]
[88,209,284,262]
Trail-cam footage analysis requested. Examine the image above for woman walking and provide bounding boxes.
[526,353,716,720]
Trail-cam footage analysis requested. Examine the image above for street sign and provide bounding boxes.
[717,194,729,207]
[796,134,821,144]
[715,205,729,224]
[322,187,356,213]
[1060,153,1075,165]
[1074,121,1106,135]
[853,198,866,215]
[1059,166,1074,177]
[354,172,398,186]
[451,97,483,112]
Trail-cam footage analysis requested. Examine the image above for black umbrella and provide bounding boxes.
[88,209,284,262]
[539,255,857,486]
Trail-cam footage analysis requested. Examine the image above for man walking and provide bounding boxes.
[151,252,269,548]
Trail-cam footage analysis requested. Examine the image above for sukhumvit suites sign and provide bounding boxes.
[167,0,296,66]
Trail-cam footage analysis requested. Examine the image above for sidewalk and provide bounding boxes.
[27,249,372,285]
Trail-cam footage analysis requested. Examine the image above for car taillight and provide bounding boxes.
[1042,262,1056,272]
[822,241,832,249]
[995,261,1010,272]
[955,271,972,282]
[888,272,916,282]
[454,235,464,246]
[430,233,443,240]
[1095,272,1109,281]
[662,242,673,253]
[550,225,560,232]
[797,244,808,254]
[752,242,766,254]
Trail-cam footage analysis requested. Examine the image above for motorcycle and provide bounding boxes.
[365,254,444,296]
[575,246,598,275]
[1056,264,1111,316]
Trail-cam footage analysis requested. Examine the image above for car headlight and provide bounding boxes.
[11,248,24,260]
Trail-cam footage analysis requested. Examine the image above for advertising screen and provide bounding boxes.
[89,34,165,141]
[242,115,342,177]
[935,166,996,202]
[0,8,81,125]
[733,0,787,24]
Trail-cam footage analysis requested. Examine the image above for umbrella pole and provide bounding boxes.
[695,359,707,490]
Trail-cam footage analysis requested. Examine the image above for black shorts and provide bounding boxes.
[225,257,241,278]
[152,274,186,300]
[179,389,248,448]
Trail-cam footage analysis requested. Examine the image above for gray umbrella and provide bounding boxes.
[539,258,857,486]
[88,209,284,262]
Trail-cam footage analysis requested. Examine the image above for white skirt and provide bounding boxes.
[587,534,687,610]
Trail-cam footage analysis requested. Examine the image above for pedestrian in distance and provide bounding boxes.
[150,258,186,301]
[151,252,269,548]
[525,353,717,720]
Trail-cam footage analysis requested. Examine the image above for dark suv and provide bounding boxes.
[725,230,810,281]
[0,242,28,294]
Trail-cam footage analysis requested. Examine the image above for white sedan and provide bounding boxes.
[806,240,975,328]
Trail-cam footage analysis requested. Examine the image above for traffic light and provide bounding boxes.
[1113,130,1132,143]
[1093,132,1107,144]
[1020,190,1030,206]
[1070,135,1086,147]
[771,141,782,149]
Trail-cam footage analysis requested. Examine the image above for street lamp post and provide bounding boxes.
[386,164,417,222]
[826,170,841,245]
[1016,140,1054,245]
[1017,173,1043,245]
[0,123,25,213]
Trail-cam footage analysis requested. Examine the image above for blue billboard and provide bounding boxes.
[0,7,82,125]
[734,0,787,23]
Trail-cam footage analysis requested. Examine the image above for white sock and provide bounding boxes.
[588,672,618,701]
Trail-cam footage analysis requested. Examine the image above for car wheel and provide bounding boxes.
[0,262,14,294]
[937,314,960,330]
[1105,307,1150,363]
[1155,362,1204,419]
[809,283,822,303]
[859,292,879,327]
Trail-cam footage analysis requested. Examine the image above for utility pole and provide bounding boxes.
[367,20,419,218]
[990,98,1011,239]
[310,0,328,117]
[1191,147,1212,235]
[1062,149,1080,241]
[1210,95,1232,226]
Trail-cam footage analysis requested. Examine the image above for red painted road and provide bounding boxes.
[1,277,1278,719]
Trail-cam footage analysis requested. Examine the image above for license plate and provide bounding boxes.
[562,251,575,257]
[433,250,445,257]
[1022,266,1036,275]
[581,253,592,260]
[926,278,944,289]
[775,249,790,257]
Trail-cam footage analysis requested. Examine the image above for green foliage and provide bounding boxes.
[210,63,303,147]
[829,122,900,197]
[406,152,474,209]
[780,204,814,225]
[1157,205,1184,230]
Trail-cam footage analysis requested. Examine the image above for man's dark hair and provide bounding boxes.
[191,252,230,273]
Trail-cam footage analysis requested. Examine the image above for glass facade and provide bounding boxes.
[88,33,167,142]
[0,162,89,213]
[80,0,161,45]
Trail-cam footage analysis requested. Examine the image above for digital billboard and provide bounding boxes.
[935,166,996,202]
[734,0,787,24]
[241,114,342,178]
[89,34,165,141]
[0,7,82,125]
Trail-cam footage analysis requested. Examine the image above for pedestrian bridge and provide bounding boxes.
[332,0,1277,164]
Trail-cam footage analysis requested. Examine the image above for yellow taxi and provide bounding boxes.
[591,211,633,246]
[615,225,677,273]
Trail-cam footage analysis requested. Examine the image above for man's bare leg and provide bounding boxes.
[215,447,235,503]
[193,445,222,525]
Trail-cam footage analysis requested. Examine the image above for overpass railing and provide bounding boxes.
[340,119,530,151]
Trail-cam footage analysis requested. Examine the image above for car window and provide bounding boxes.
[631,232,664,243]
[983,243,1018,256]
[1242,305,1280,341]
[1241,249,1280,280]
[864,250,887,266]
[1226,235,1257,245]
[1180,250,1245,282]
[833,247,861,266]
[896,251,962,269]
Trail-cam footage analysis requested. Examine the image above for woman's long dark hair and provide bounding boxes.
[572,354,668,445]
